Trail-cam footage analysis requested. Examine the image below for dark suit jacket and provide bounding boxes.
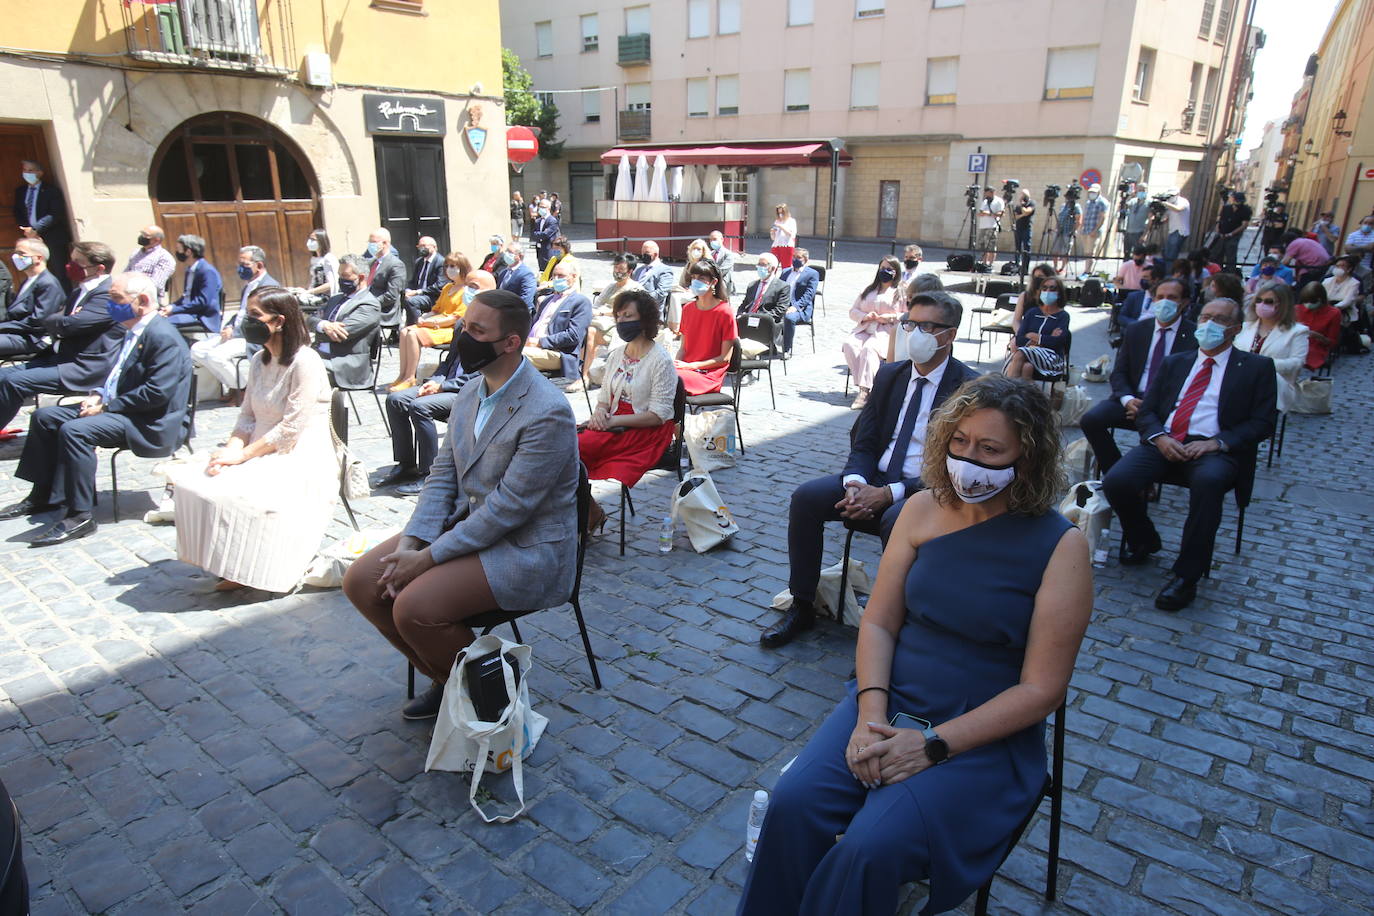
[428,343,472,393]
[367,252,407,325]
[737,278,790,323]
[0,271,66,338]
[845,356,978,494]
[1120,290,1151,326]
[105,316,194,457]
[528,291,593,379]
[498,262,538,311]
[406,252,446,312]
[310,290,381,388]
[169,259,224,333]
[1108,318,1197,401]
[12,182,70,248]
[39,278,124,391]
[532,216,561,263]
[1136,347,1277,456]
[781,266,820,321]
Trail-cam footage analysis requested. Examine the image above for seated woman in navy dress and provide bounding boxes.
[738,374,1093,916]
[1003,274,1071,380]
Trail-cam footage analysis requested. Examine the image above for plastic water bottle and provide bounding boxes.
[745,790,769,861]
[658,515,674,553]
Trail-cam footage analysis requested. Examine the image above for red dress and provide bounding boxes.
[1297,303,1341,370]
[676,299,738,395]
[578,357,677,487]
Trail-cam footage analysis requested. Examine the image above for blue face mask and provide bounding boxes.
[237,264,254,281]
[552,278,570,293]
[1153,298,1181,325]
[490,243,501,252]
[107,298,136,323]
[462,285,477,304]
[501,252,517,266]
[366,241,380,258]
[1137,191,1147,200]
[1194,320,1229,350]
[757,265,770,279]
[709,239,721,251]
[690,279,711,295]
[1040,290,1059,306]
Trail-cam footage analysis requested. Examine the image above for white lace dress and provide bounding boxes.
[172,347,337,592]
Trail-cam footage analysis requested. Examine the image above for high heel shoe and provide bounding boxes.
[586,500,607,536]
[387,377,418,392]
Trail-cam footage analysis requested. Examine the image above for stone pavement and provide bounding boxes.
[1,246,1372,915]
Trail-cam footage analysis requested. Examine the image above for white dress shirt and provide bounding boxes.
[1161,345,1232,440]
[97,312,155,401]
[1123,320,1179,406]
[843,356,949,501]
[529,293,564,345]
[71,274,105,313]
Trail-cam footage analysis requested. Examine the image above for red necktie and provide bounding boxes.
[366,261,378,285]
[750,281,766,313]
[1169,357,1215,442]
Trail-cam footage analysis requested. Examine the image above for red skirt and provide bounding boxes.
[578,401,677,487]
[676,362,728,395]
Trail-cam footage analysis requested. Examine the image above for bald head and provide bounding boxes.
[468,269,497,292]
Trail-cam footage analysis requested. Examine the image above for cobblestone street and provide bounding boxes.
[2,242,1372,915]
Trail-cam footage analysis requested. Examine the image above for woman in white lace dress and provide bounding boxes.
[172,287,337,592]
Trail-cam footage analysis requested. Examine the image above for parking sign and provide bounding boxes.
[968,153,988,174]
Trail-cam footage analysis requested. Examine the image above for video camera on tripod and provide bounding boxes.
[1063,180,1082,203]
[1043,184,1060,208]
[1148,192,1173,219]
[1001,178,1020,204]
[964,184,982,209]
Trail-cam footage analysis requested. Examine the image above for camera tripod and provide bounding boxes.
[1041,199,1083,277]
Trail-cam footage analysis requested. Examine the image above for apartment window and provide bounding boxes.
[932,0,964,6]
[850,62,880,109]
[716,74,739,116]
[926,57,957,105]
[583,87,601,122]
[1044,46,1097,100]
[687,78,709,117]
[1187,62,1203,128]
[1132,47,1155,102]
[626,81,651,110]
[784,68,811,111]
[535,21,552,58]
[687,0,709,38]
[370,0,423,12]
[718,0,740,34]
[788,0,813,25]
[718,167,749,202]
[1215,0,1236,40]
[1197,66,1220,133]
[581,14,599,52]
[625,5,650,35]
[856,0,885,18]
[1198,0,1216,39]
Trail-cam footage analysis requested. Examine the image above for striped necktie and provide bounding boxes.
[1169,358,1215,442]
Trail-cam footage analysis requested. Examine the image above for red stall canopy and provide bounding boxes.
[600,141,851,168]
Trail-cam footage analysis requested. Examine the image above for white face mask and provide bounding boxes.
[945,452,1016,503]
[446,266,461,281]
[906,327,943,364]
[306,238,319,252]
[1334,268,1348,278]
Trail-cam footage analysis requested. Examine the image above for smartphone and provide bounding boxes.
[466,650,520,722]
[889,712,931,731]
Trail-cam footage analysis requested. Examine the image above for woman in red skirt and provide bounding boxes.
[675,259,738,395]
[579,288,680,531]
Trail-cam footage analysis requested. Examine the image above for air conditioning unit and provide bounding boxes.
[304,52,333,88]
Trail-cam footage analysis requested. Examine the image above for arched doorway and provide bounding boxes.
[151,112,320,296]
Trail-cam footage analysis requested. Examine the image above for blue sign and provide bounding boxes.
[967,153,988,174]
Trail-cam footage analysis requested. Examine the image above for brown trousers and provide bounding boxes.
[343,533,497,684]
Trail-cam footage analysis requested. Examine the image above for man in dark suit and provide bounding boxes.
[531,204,561,270]
[1117,264,1157,327]
[737,252,790,355]
[380,269,497,495]
[1,272,192,546]
[523,261,592,379]
[14,160,72,293]
[0,240,122,430]
[0,238,67,356]
[164,234,223,333]
[308,254,381,389]
[496,242,538,311]
[402,235,445,326]
[364,228,407,331]
[780,247,820,355]
[761,292,977,647]
[1080,297,1197,474]
[1103,297,1277,611]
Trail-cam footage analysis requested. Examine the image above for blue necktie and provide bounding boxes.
[883,377,928,486]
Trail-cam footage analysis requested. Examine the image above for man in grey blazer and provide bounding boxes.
[308,254,381,389]
[344,289,580,720]
[364,228,407,332]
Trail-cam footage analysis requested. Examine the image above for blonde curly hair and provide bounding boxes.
[921,374,1065,515]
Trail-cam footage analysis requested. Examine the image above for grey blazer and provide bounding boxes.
[309,290,381,388]
[403,358,579,610]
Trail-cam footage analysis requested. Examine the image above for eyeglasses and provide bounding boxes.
[1256,298,1279,305]
[899,319,956,333]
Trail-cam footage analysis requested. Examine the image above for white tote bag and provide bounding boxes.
[301,528,396,588]
[684,409,739,471]
[1059,480,1113,561]
[425,634,548,823]
[1292,382,1331,415]
[671,471,740,552]
[1057,385,1091,428]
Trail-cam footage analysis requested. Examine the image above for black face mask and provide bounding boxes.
[241,316,273,346]
[455,330,505,372]
[877,268,896,283]
[175,250,189,262]
[615,320,642,343]
[338,278,357,295]
[903,258,919,269]
[1133,256,1145,265]
[640,253,654,265]
[137,234,151,247]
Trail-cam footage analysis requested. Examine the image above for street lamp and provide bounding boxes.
[1303,138,1319,158]
[1333,109,1353,137]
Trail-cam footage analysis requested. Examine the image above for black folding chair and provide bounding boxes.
[811,264,827,316]
[407,463,601,695]
[684,345,744,451]
[736,313,785,410]
[333,328,389,435]
[331,390,360,532]
[977,294,1018,363]
[109,372,197,523]
[1265,411,1287,468]
[616,378,686,556]
[1147,443,1257,562]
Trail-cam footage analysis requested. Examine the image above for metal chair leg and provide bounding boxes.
[766,367,776,409]
[110,452,120,523]
[509,619,523,643]
[571,597,602,688]
[406,663,415,700]
[618,484,629,557]
[373,390,391,435]
[838,528,856,607]
[1047,704,1065,901]
[1235,503,1246,555]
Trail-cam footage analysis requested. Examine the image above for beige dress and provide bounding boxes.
[173,347,337,592]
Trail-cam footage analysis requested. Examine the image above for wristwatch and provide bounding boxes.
[922,726,949,765]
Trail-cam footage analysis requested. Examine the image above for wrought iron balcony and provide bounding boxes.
[618,33,650,66]
[120,0,296,75]
[618,109,651,140]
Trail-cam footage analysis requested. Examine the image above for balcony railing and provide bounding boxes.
[121,0,295,74]
[618,109,651,140]
[618,33,650,66]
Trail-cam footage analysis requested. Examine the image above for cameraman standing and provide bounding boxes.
[1080,183,1109,273]
[1260,201,1289,253]
[1213,191,1252,272]
[1161,187,1191,264]
[1122,185,1150,255]
[976,187,1004,268]
[1051,192,1082,275]
[1012,188,1035,276]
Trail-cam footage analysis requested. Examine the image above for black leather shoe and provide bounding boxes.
[403,682,444,720]
[1155,576,1198,612]
[1118,532,1163,566]
[30,517,97,548]
[395,480,425,496]
[0,498,57,521]
[760,602,816,649]
[377,466,420,488]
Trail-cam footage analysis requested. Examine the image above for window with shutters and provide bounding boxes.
[1197,67,1220,133]
[718,0,740,34]
[716,74,739,115]
[1132,48,1155,102]
[687,78,709,117]
[788,0,813,25]
[583,88,601,122]
[581,14,599,52]
[687,0,709,38]
[926,57,957,105]
[850,62,880,109]
[784,69,811,111]
[626,82,651,110]
[625,5,651,35]
[1044,46,1096,100]
[535,21,552,57]
[1199,0,1216,39]
[1215,0,1236,41]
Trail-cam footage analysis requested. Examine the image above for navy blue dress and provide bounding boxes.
[738,509,1074,916]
